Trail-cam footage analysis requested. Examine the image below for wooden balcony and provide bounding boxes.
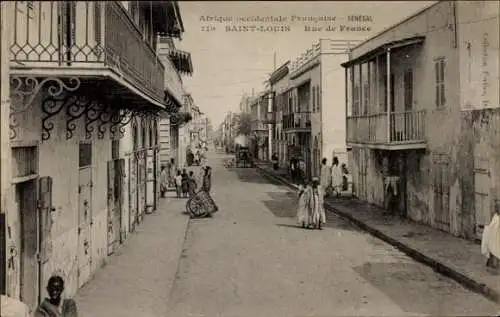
[9,1,166,106]
[346,110,427,150]
[283,112,311,133]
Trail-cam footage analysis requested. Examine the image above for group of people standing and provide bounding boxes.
[160,158,212,199]
[295,156,348,230]
[160,158,217,219]
[320,156,349,198]
[186,145,207,167]
[296,177,326,230]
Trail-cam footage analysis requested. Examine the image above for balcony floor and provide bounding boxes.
[347,141,427,150]
[9,65,165,109]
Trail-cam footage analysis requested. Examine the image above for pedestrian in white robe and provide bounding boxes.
[482,210,500,270]
[309,177,326,229]
[297,181,312,228]
[330,156,343,197]
[320,158,331,197]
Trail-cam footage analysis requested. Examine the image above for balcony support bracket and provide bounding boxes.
[66,95,96,140]
[97,107,120,140]
[11,76,81,141]
[109,109,136,140]
[85,102,107,140]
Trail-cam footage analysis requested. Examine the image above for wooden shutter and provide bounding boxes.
[39,176,53,264]
[439,60,446,106]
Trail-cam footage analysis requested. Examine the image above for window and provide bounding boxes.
[79,143,92,167]
[132,122,138,151]
[316,86,320,112]
[112,140,120,159]
[142,121,147,148]
[353,85,360,115]
[363,83,369,115]
[312,86,316,112]
[404,69,413,110]
[435,58,446,108]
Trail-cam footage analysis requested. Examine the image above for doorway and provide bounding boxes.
[77,142,93,288]
[107,158,124,255]
[474,156,491,239]
[17,179,39,312]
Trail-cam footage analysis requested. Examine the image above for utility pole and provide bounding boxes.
[273,51,276,71]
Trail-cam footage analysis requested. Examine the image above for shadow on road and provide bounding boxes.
[231,167,283,185]
[352,262,458,315]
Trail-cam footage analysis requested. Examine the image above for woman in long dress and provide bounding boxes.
[330,156,343,197]
[297,180,312,228]
[309,177,326,230]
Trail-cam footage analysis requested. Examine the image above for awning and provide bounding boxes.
[341,36,425,68]
[168,49,193,75]
[148,1,184,38]
[164,89,183,113]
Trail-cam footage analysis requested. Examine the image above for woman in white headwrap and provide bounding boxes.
[330,156,343,197]
[297,179,311,228]
[309,177,326,230]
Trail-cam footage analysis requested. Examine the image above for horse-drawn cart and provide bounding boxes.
[235,146,253,168]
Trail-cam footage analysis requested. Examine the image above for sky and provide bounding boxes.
[175,1,436,127]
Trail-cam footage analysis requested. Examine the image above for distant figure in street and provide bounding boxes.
[175,170,183,198]
[320,158,331,197]
[34,275,77,317]
[186,149,194,166]
[194,150,200,166]
[330,156,343,197]
[341,163,349,191]
[482,207,500,271]
[160,165,168,198]
[181,169,189,198]
[309,177,326,230]
[272,152,279,170]
[298,159,306,184]
[202,166,212,193]
[289,157,298,182]
[167,158,177,188]
[297,179,312,228]
[187,171,197,197]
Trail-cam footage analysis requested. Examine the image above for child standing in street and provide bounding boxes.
[175,170,182,198]
[181,169,189,198]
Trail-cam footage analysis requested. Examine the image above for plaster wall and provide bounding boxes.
[5,88,112,299]
[321,53,349,167]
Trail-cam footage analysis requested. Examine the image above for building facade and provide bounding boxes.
[343,1,499,239]
[269,62,290,167]
[1,0,189,311]
[157,36,194,169]
[275,39,360,179]
[249,92,271,161]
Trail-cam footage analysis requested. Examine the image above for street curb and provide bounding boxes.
[255,164,500,304]
[165,210,192,309]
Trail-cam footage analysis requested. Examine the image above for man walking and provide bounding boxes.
[320,158,331,197]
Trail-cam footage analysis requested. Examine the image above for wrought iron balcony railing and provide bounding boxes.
[346,110,426,145]
[283,112,312,130]
[10,1,165,103]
